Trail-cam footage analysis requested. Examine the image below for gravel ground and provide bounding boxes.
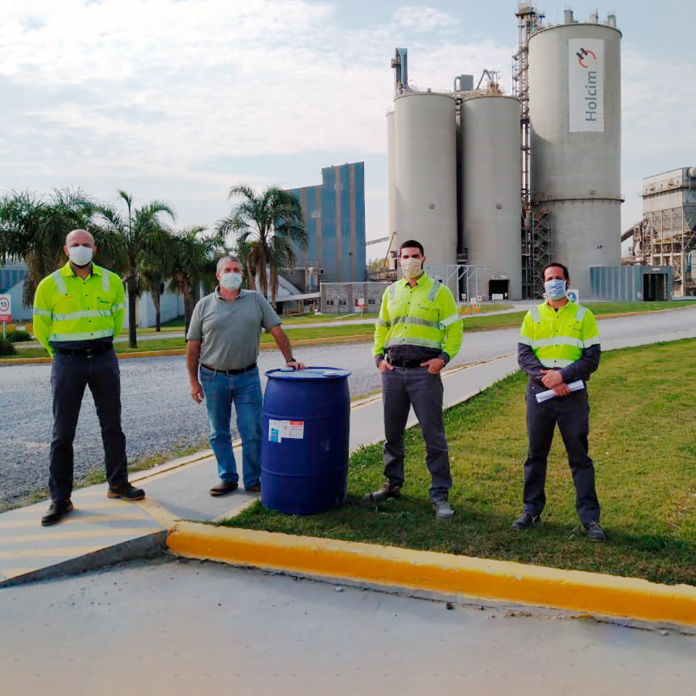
[1,307,695,509]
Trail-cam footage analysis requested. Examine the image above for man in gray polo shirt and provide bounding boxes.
[186,256,305,496]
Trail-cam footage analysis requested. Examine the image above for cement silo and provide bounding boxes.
[528,17,622,297]
[394,91,457,281]
[386,109,397,264]
[461,94,523,299]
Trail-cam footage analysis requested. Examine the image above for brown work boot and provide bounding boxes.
[362,480,402,503]
[209,481,239,497]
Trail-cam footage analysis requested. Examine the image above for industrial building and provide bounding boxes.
[287,163,367,285]
[0,261,30,321]
[386,3,623,301]
[320,281,389,315]
[622,168,696,296]
[0,259,183,328]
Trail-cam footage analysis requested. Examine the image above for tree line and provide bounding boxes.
[0,185,306,348]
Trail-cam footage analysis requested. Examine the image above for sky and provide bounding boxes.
[1,0,695,262]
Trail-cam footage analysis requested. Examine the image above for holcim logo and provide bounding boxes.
[576,47,599,123]
[569,39,604,133]
[576,47,597,69]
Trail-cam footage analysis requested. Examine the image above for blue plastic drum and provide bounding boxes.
[261,367,351,515]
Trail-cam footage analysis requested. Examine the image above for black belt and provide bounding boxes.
[388,359,424,369]
[201,362,257,375]
[54,344,113,357]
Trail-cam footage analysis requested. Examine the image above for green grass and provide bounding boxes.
[225,338,696,586]
[458,300,693,333]
[11,324,380,359]
[0,439,210,513]
[81,440,208,487]
[587,300,695,314]
[282,312,379,324]
[9,300,693,360]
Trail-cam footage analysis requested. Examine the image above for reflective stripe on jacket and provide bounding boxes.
[518,301,600,369]
[372,273,463,360]
[33,262,126,357]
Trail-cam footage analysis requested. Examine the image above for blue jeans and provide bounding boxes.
[200,366,262,488]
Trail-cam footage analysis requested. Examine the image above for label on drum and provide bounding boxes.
[268,419,305,442]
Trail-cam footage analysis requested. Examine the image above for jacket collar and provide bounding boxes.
[542,299,575,313]
[401,272,430,289]
[60,260,103,278]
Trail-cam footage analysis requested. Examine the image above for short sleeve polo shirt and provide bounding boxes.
[186,288,282,370]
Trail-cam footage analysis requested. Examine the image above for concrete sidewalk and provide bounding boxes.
[2,325,695,587]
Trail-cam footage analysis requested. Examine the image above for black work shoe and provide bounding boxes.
[511,512,541,531]
[107,482,145,501]
[209,481,239,497]
[362,480,402,503]
[41,500,74,527]
[245,483,261,494]
[582,520,606,542]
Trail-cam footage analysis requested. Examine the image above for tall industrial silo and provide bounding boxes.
[386,109,397,267]
[528,16,622,298]
[394,91,457,282]
[461,94,523,300]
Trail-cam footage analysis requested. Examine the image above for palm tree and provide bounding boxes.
[216,185,306,302]
[169,227,219,332]
[140,227,177,332]
[0,188,94,306]
[93,191,175,348]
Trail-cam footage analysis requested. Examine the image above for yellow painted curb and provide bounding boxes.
[167,522,696,628]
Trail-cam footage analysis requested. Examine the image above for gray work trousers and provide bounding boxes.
[49,349,129,502]
[523,387,600,524]
[382,367,452,502]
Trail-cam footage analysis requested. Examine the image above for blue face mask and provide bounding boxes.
[544,278,567,301]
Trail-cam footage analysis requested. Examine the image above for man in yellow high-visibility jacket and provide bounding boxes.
[33,229,144,527]
[514,262,605,541]
[365,239,463,520]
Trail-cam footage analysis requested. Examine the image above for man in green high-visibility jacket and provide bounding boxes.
[33,229,144,527]
[365,239,463,520]
[514,262,605,542]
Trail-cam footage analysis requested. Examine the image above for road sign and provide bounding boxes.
[566,289,580,304]
[0,295,11,323]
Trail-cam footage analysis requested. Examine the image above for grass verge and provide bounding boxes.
[13,324,380,359]
[11,300,694,360]
[0,439,209,513]
[224,339,696,586]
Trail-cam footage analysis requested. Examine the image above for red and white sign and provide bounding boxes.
[0,295,11,323]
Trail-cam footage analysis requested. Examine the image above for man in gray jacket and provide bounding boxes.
[186,256,304,496]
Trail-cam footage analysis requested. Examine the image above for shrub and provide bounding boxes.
[7,330,31,343]
[0,339,17,356]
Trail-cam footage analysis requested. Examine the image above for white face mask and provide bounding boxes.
[544,278,567,301]
[220,272,243,291]
[68,245,93,267]
[400,257,423,279]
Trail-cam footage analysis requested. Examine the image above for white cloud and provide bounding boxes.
[3,0,688,240]
[0,0,515,234]
[621,42,696,226]
[393,5,457,32]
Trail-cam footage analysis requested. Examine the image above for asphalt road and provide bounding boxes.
[1,306,695,509]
